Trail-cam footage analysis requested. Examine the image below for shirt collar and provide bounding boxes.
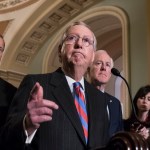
[65,75,85,90]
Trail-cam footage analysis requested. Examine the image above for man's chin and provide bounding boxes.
[96,81,108,86]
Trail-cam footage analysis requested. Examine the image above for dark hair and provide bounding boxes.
[130,85,150,119]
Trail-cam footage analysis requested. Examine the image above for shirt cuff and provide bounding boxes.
[23,115,37,144]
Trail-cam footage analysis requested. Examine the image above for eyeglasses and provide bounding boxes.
[64,34,94,47]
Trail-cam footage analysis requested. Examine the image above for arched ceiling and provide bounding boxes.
[85,15,122,60]
[0,0,122,81]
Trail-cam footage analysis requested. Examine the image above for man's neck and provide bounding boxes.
[95,85,105,92]
[92,81,105,92]
[63,66,86,81]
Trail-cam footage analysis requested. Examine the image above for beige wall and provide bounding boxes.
[147,0,150,84]
[99,0,149,96]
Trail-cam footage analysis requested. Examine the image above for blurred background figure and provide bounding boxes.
[0,34,17,129]
[124,85,150,140]
[88,50,123,138]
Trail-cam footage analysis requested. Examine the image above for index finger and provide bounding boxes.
[29,82,43,101]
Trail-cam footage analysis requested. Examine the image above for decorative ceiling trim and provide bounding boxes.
[44,5,128,73]
[0,69,25,83]
[0,0,39,13]
[13,0,99,66]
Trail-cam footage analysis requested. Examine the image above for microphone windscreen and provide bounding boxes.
[111,68,121,76]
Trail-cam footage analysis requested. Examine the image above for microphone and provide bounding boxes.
[111,68,150,127]
[111,68,121,77]
[111,68,137,118]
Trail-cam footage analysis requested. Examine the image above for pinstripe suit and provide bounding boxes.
[1,68,109,150]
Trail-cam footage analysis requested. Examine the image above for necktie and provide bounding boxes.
[73,82,88,143]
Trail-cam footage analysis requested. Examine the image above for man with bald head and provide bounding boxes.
[89,50,123,138]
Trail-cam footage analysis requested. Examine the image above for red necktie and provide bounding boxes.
[73,82,88,143]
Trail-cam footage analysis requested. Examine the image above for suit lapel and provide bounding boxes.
[49,69,86,144]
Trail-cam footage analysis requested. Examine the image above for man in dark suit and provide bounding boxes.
[89,50,123,138]
[0,34,17,129]
[0,78,17,129]
[1,22,109,150]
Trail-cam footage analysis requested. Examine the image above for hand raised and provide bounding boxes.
[25,82,59,135]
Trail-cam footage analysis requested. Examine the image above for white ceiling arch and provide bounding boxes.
[44,5,129,75]
[1,0,100,74]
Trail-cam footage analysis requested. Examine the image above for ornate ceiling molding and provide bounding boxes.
[13,0,100,66]
[0,69,25,87]
[0,0,39,13]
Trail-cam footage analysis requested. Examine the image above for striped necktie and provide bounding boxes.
[73,82,88,143]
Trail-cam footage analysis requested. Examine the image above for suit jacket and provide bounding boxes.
[1,68,109,150]
[105,93,123,138]
[0,78,17,128]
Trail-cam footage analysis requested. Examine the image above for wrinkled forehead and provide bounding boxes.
[67,25,94,38]
[95,52,111,62]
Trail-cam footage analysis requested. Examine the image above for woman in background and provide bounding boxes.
[124,85,150,139]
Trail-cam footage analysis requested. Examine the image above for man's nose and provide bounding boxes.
[74,38,83,49]
[101,64,106,70]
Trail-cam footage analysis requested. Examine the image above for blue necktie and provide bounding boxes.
[73,82,88,143]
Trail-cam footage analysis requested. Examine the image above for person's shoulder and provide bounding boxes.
[0,77,17,92]
[24,68,63,78]
[105,92,120,102]
[84,80,104,96]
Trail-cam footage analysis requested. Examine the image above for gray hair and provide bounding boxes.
[60,21,97,50]
[95,50,114,68]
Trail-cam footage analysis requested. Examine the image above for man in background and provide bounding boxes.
[89,50,123,138]
[0,34,17,129]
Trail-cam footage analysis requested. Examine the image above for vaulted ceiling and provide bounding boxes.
[0,0,122,85]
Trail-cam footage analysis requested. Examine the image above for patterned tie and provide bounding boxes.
[73,82,88,143]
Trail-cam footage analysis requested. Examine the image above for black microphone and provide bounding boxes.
[111,68,150,127]
[111,68,137,123]
[111,68,121,77]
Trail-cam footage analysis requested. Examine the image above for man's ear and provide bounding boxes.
[85,67,91,83]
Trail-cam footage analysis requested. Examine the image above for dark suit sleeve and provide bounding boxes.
[0,75,35,150]
[0,78,17,128]
[106,93,124,137]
